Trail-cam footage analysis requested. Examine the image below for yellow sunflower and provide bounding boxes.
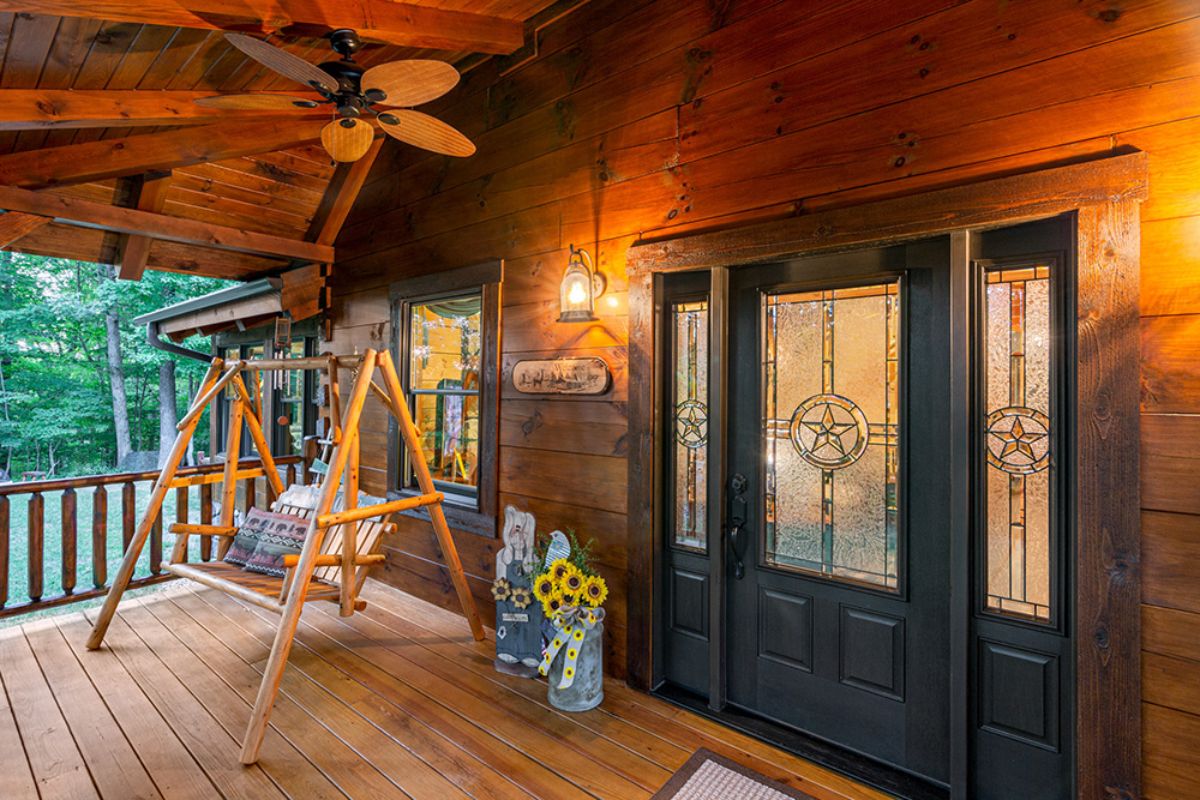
[533,572,557,602]
[562,564,585,595]
[510,586,533,610]
[549,558,572,582]
[541,590,565,617]
[560,590,580,607]
[582,575,608,607]
[490,577,511,602]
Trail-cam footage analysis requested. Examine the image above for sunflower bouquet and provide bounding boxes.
[531,529,608,616]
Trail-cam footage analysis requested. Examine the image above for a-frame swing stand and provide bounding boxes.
[85,347,484,764]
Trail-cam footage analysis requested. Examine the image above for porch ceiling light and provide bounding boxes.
[558,245,606,322]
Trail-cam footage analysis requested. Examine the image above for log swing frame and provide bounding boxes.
[85,347,485,764]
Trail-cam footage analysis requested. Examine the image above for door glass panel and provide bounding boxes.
[763,282,900,589]
[983,265,1052,622]
[671,300,708,550]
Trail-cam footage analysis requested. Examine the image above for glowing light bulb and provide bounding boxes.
[567,280,588,305]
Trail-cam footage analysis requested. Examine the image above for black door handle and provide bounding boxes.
[727,473,748,579]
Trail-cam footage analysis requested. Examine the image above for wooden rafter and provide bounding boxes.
[0,90,326,131]
[0,119,328,190]
[0,212,52,247]
[0,1,524,53]
[306,137,384,246]
[0,182,332,263]
[118,172,174,281]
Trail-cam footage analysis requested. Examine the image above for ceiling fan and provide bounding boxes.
[196,29,476,163]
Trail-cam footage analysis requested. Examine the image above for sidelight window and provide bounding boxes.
[670,300,709,550]
[981,264,1054,622]
[763,281,900,589]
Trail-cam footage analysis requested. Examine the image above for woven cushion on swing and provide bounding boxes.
[224,507,292,566]
[243,511,310,577]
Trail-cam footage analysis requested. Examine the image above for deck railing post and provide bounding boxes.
[200,483,213,562]
[61,488,76,595]
[27,492,43,602]
[92,485,107,589]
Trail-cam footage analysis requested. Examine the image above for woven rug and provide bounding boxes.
[652,748,819,799]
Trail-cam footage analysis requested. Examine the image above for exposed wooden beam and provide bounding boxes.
[306,137,383,246]
[0,1,524,53]
[0,90,326,131]
[0,119,328,190]
[0,182,332,263]
[118,172,174,281]
[0,212,52,247]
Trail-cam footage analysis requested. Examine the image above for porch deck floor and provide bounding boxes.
[0,580,890,800]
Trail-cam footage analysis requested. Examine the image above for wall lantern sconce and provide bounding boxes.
[557,245,607,322]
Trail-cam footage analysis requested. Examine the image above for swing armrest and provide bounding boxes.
[280,553,386,569]
[169,523,238,537]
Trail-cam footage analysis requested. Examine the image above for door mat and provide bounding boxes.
[652,748,819,800]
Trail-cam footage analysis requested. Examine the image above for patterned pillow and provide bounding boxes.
[243,511,310,578]
[223,508,275,566]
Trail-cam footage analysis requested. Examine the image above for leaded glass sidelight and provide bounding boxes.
[671,300,708,550]
[763,282,900,589]
[982,265,1053,622]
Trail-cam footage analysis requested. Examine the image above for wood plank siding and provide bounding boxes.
[324,1,1200,796]
[0,582,885,800]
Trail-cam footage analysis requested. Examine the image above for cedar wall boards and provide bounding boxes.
[328,2,1200,796]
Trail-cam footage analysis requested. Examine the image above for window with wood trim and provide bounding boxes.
[390,261,501,536]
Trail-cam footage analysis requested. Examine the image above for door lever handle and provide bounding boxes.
[727,523,746,579]
[727,473,749,579]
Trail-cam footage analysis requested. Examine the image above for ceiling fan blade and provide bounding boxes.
[224,33,338,94]
[195,94,322,110]
[378,110,476,157]
[361,60,460,107]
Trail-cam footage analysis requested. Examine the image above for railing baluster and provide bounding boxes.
[92,486,107,589]
[150,508,163,575]
[121,481,135,550]
[175,486,187,561]
[286,463,296,487]
[0,496,9,608]
[61,488,76,595]
[200,482,213,562]
[27,493,43,602]
[244,476,256,514]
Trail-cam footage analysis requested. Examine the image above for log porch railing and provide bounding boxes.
[0,445,315,620]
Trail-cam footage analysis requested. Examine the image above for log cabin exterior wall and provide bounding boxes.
[326,2,1200,796]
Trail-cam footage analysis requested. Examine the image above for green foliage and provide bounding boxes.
[534,527,600,578]
[0,251,233,477]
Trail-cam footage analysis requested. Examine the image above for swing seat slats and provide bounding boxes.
[163,561,340,613]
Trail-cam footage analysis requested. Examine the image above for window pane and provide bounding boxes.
[983,265,1053,622]
[671,300,708,550]
[412,392,480,488]
[763,282,899,589]
[409,296,482,391]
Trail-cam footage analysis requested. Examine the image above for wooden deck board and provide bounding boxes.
[0,581,892,799]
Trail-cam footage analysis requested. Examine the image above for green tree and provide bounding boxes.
[0,251,232,479]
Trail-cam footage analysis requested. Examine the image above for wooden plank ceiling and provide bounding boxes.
[0,1,557,280]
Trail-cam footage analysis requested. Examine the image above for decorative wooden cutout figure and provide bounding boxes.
[493,505,542,676]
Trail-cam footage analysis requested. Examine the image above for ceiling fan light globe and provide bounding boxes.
[321,118,374,163]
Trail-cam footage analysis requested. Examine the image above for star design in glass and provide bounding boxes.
[991,416,1047,463]
[801,404,857,456]
[675,400,708,448]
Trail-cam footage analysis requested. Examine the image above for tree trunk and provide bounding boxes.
[102,265,132,468]
[158,360,178,468]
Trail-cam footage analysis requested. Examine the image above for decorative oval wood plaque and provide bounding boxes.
[512,357,611,395]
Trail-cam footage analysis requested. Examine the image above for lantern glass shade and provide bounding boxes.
[321,118,374,162]
[558,250,597,322]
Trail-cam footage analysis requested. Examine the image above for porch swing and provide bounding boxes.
[84,347,484,765]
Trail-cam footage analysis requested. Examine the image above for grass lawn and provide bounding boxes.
[3,480,212,612]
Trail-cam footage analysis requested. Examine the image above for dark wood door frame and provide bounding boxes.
[625,152,1146,800]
